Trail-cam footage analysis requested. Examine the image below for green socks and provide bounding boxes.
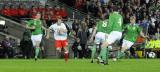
[116,51,125,59]
[91,45,96,60]
[98,47,108,61]
[35,48,40,58]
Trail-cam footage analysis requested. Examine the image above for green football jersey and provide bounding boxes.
[124,24,142,42]
[108,12,123,33]
[27,19,42,35]
[96,19,110,34]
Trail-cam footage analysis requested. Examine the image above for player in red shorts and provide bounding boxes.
[46,17,68,63]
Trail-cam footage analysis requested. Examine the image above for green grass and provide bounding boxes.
[0,59,160,72]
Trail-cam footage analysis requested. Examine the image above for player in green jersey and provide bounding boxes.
[26,13,46,61]
[95,6,123,65]
[89,14,110,64]
[120,16,146,59]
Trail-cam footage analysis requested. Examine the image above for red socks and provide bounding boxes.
[64,51,68,63]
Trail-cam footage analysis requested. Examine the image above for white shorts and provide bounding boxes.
[122,39,134,49]
[95,32,108,44]
[107,31,122,44]
[31,34,42,46]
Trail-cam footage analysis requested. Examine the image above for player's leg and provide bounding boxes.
[31,35,37,60]
[55,40,62,58]
[100,31,122,65]
[91,44,97,63]
[34,41,41,61]
[34,34,42,61]
[118,39,134,59]
[98,41,109,65]
[62,40,69,63]
[107,31,123,61]
[91,33,105,63]
[97,33,108,64]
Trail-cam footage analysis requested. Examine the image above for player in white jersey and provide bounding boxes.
[46,17,68,63]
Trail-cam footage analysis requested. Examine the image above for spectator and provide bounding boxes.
[88,0,99,17]
[0,41,3,58]
[51,13,57,23]
[20,29,33,59]
[18,4,28,18]
[29,6,37,18]
[77,21,89,58]
[40,30,46,58]
[9,5,18,17]
[82,1,90,13]
[72,19,80,36]
[72,38,81,59]
[140,16,150,35]
[65,18,73,32]
[64,18,71,35]
[1,5,11,16]
[60,6,68,19]
[1,36,14,58]
[35,5,45,13]
[43,6,53,27]
[74,0,85,9]
[54,6,62,18]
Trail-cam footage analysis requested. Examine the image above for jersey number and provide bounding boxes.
[102,20,107,27]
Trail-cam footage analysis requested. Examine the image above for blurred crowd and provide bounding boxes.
[0,0,68,27]
[61,0,160,36]
[0,36,17,58]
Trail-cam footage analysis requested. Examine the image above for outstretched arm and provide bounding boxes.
[26,24,35,30]
[140,31,147,38]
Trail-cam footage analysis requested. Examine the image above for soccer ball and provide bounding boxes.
[112,58,117,62]
[78,45,82,50]
[148,52,156,58]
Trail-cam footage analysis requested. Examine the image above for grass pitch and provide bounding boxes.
[0,59,159,72]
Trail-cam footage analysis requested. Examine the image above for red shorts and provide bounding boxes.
[55,40,68,48]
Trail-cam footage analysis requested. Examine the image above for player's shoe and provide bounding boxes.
[91,60,93,63]
[117,52,125,59]
[103,60,109,65]
[35,58,37,61]
[97,57,103,64]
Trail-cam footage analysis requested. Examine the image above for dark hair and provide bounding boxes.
[113,5,119,11]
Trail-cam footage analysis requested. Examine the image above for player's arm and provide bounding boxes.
[138,26,147,38]
[122,24,128,33]
[25,20,35,30]
[26,24,35,30]
[140,31,147,38]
